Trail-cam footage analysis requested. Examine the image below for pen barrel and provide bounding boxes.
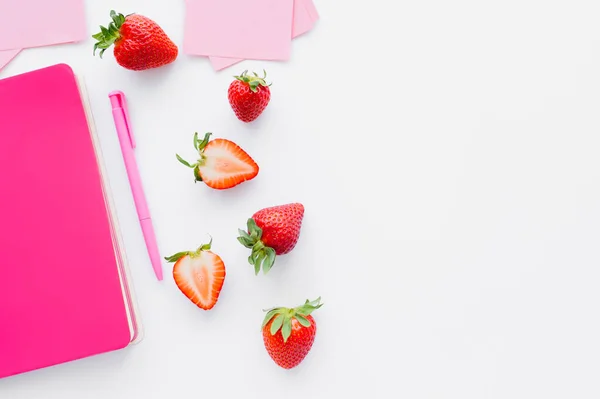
[112,109,150,220]
[140,218,163,280]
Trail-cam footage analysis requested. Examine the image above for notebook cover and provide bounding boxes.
[0,64,132,379]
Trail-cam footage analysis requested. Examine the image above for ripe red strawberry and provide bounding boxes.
[262,297,323,369]
[164,238,226,310]
[228,70,271,122]
[237,203,304,274]
[176,132,259,190]
[93,10,178,71]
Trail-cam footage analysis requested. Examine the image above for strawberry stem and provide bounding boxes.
[92,10,127,58]
[261,297,323,343]
[196,236,213,253]
[233,70,271,93]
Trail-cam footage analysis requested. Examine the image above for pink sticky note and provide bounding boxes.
[208,0,317,71]
[0,0,86,51]
[184,0,294,60]
[304,0,320,21]
[0,49,21,71]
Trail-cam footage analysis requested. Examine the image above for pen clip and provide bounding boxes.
[109,90,136,149]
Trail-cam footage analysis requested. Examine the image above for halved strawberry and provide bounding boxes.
[176,132,259,190]
[164,238,226,310]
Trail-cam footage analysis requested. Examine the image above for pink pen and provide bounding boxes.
[109,91,163,281]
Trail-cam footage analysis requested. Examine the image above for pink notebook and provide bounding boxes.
[0,64,142,379]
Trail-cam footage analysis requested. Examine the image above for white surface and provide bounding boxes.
[2,0,600,397]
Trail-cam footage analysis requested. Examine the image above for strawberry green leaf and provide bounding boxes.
[249,81,260,91]
[262,253,274,274]
[165,238,213,263]
[270,314,284,335]
[237,236,253,248]
[199,237,213,251]
[248,252,261,275]
[193,132,199,151]
[176,154,196,168]
[307,297,322,307]
[240,219,279,275]
[255,252,266,274]
[164,251,189,263]
[193,166,202,182]
[281,317,292,342]
[295,314,311,328]
[250,248,265,275]
[261,298,323,341]
[234,70,271,93]
[261,309,280,329]
[246,218,262,239]
[108,24,119,36]
[253,260,261,275]
[238,229,252,240]
[110,10,124,26]
[233,70,248,80]
[93,11,126,58]
[237,229,255,248]
[295,297,323,316]
[264,247,276,273]
[196,132,212,152]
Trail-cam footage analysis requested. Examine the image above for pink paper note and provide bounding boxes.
[304,0,320,21]
[209,0,317,71]
[294,0,318,36]
[0,49,21,71]
[0,0,86,51]
[184,0,294,60]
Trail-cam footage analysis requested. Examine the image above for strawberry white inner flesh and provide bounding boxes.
[199,140,257,184]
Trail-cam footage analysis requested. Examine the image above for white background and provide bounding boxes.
[2,0,600,397]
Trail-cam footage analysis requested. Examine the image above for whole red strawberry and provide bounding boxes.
[237,203,304,274]
[262,297,323,369]
[93,10,178,71]
[228,70,271,122]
